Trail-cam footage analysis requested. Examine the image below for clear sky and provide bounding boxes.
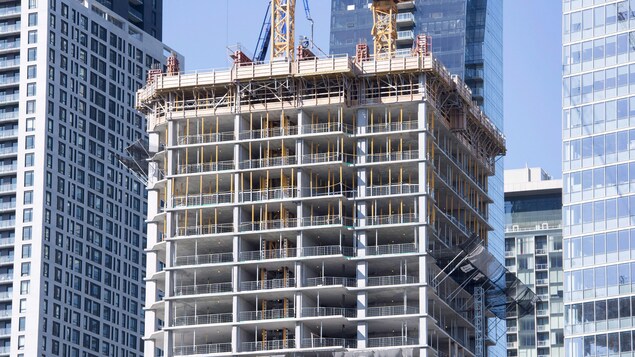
[163,0,563,178]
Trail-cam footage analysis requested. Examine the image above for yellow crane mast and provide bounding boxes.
[371,0,405,59]
[271,0,296,61]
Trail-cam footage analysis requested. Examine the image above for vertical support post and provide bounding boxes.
[474,286,485,357]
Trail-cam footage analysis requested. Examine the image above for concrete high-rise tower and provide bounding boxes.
[135,34,532,357]
[562,0,635,354]
[504,168,564,357]
[0,0,178,356]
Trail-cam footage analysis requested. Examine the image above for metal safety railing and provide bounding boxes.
[172,192,233,208]
[174,252,233,266]
[239,248,297,262]
[365,183,419,197]
[240,278,296,291]
[365,213,419,226]
[367,336,418,348]
[301,338,357,348]
[241,339,295,352]
[238,218,298,232]
[239,308,295,321]
[172,312,233,326]
[175,223,234,237]
[239,187,296,202]
[304,276,356,287]
[367,275,418,287]
[173,343,232,356]
[177,131,235,145]
[301,307,356,318]
[366,243,417,256]
[177,160,234,174]
[173,282,233,296]
[362,150,420,163]
[240,156,297,170]
[366,305,419,317]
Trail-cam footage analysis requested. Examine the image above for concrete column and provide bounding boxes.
[357,320,368,349]
[231,325,240,353]
[233,235,240,293]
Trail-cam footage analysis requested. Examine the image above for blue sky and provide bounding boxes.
[164,0,562,178]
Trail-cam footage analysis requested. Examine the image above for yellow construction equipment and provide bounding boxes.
[271,0,296,61]
[371,0,405,59]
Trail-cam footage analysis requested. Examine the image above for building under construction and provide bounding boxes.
[136,1,531,356]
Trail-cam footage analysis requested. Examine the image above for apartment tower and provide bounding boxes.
[562,0,635,354]
[504,168,564,357]
[0,0,177,356]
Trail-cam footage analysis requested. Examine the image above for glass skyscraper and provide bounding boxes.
[330,1,505,354]
[562,0,635,355]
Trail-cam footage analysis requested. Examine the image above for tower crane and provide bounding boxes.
[370,0,407,59]
[251,0,314,63]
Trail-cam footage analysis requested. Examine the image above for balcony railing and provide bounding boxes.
[0,273,12,281]
[239,308,294,321]
[366,305,419,317]
[304,276,356,287]
[173,282,233,296]
[358,120,419,134]
[241,339,295,352]
[174,252,233,266]
[0,24,19,33]
[368,336,418,348]
[173,343,232,356]
[302,152,353,164]
[240,156,297,170]
[172,192,233,207]
[361,150,420,163]
[366,183,419,197]
[301,306,356,318]
[0,164,16,172]
[367,275,418,286]
[0,7,20,17]
[0,237,12,246]
[0,220,14,228]
[0,41,19,51]
[365,213,419,226]
[239,126,298,140]
[301,245,354,257]
[178,131,234,145]
[0,201,14,211]
[301,122,353,135]
[0,129,16,138]
[173,312,233,326]
[177,160,234,174]
[240,278,295,291]
[238,218,297,232]
[301,338,357,349]
[301,215,353,227]
[366,243,417,256]
[239,187,296,202]
[175,223,234,237]
[239,248,297,262]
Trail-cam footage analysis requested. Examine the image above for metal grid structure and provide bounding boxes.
[138,50,508,356]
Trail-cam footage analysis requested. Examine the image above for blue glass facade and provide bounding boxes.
[562,0,635,355]
[330,0,505,355]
